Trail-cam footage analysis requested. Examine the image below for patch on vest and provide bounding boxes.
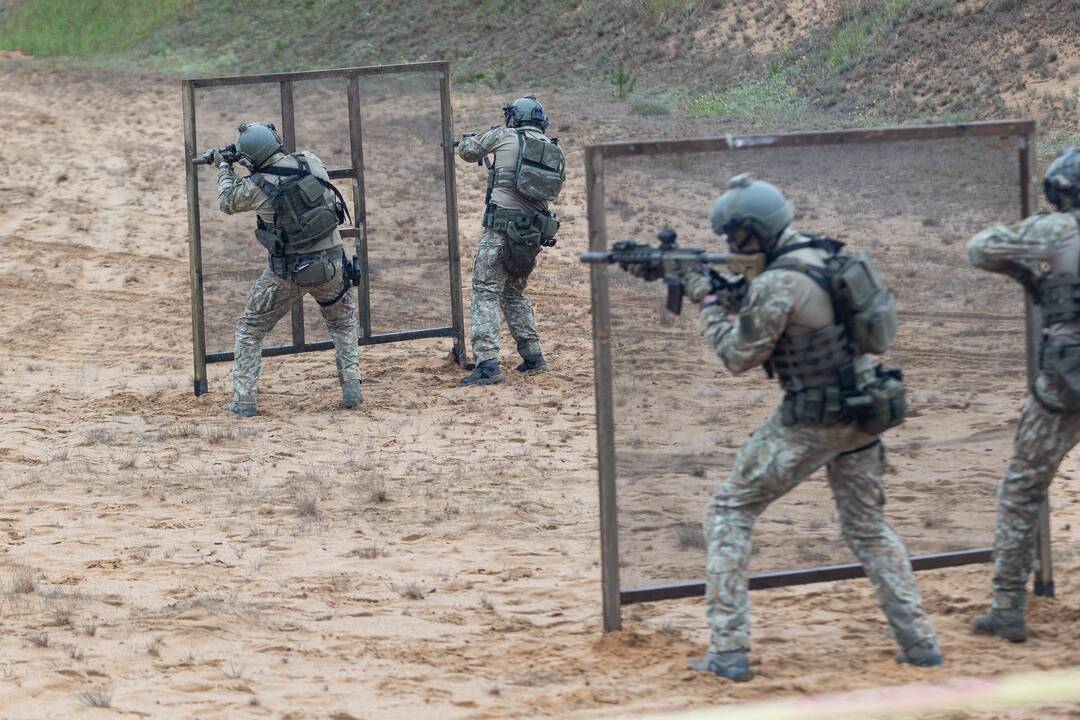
[739,314,754,339]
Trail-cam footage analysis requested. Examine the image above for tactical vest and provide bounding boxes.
[1036,215,1080,327]
[765,236,905,432]
[252,154,348,260]
[490,130,565,205]
[1031,218,1080,412]
[1038,273,1080,326]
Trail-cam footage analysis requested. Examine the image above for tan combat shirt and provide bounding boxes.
[457,126,551,212]
[697,228,874,377]
[968,208,1080,342]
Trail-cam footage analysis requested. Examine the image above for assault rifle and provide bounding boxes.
[191,143,240,166]
[580,229,743,315]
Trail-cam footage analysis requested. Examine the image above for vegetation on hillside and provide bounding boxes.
[1,0,1078,134]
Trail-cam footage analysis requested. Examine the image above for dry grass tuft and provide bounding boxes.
[79,688,113,708]
[80,428,118,445]
[29,631,49,648]
[367,478,390,504]
[8,564,38,595]
[294,493,320,519]
[146,635,164,657]
[349,543,388,559]
[391,582,426,600]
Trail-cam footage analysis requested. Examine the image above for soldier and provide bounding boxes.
[664,175,941,680]
[966,147,1080,642]
[455,96,565,385]
[215,122,361,417]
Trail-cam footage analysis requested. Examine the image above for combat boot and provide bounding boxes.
[690,650,752,682]
[459,359,503,386]
[897,639,944,667]
[515,352,548,373]
[972,608,1027,643]
[223,399,257,417]
[341,379,362,409]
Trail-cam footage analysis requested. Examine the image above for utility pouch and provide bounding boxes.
[256,221,284,255]
[268,254,289,278]
[852,367,907,435]
[500,215,543,278]
[515,133,566,203]
[780,385,844,426]
[537,212,560,243]
[291,252,337,287]
[1034,340,1080,412]
[830,251,897,355]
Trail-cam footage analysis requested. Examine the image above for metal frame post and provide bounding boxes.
[583,120,1045,625]
[279,79,306,348]
[586,147,622,632]
[439,66,468,366]
[1019,132,1055,598]
[346,77,372,340]
[182,79,209,397]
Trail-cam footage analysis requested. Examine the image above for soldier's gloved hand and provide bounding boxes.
[682,268,713,303]
[661,257,696,280]
[702,276,747,313]
[625,262,664,281]
[213,149,233,168]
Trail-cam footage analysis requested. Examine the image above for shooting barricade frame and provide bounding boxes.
[182,61,467,396]
[584,120,1054,632]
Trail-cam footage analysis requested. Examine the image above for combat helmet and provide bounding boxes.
[503,95,549,132]
[235,122,285,169]
[710,174,794,253]
[1044,147,1080,210]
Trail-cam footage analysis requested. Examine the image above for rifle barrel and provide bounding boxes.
[578,250,730,264]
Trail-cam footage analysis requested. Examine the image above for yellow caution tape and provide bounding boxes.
[604,668,1080,720]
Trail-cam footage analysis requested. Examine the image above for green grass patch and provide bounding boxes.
[0,0,190,57]
[827,0,911,70]
[631,96,675,116]
[685,73,807,127]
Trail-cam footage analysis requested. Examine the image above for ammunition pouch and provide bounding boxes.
[264,245,341,287]
[291,250,338,287]
[1033,338,1080,413]
[780,384,846,426]
[780,366,905,434]
[484,205,558,277]
[850,367,907,435]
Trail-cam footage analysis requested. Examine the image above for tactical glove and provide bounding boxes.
[625,262,664,281]
[702,274,747,313]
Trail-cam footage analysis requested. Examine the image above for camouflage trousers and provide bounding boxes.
[232,257,360,402]
[705,410,936,653]
[469,229,541,364]
[991,395,1079,610]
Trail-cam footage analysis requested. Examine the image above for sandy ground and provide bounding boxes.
[1,61,1080,719]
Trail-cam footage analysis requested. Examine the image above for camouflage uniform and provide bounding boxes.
[219,151,360,403]
[693,229,937,654]
[967,208,1080,610]
[457,128,546,364]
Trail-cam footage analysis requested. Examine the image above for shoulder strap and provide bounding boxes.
[768,235,844,262]
[258,158,351,224]
[768,256,832,294]
[768,253,852,345]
